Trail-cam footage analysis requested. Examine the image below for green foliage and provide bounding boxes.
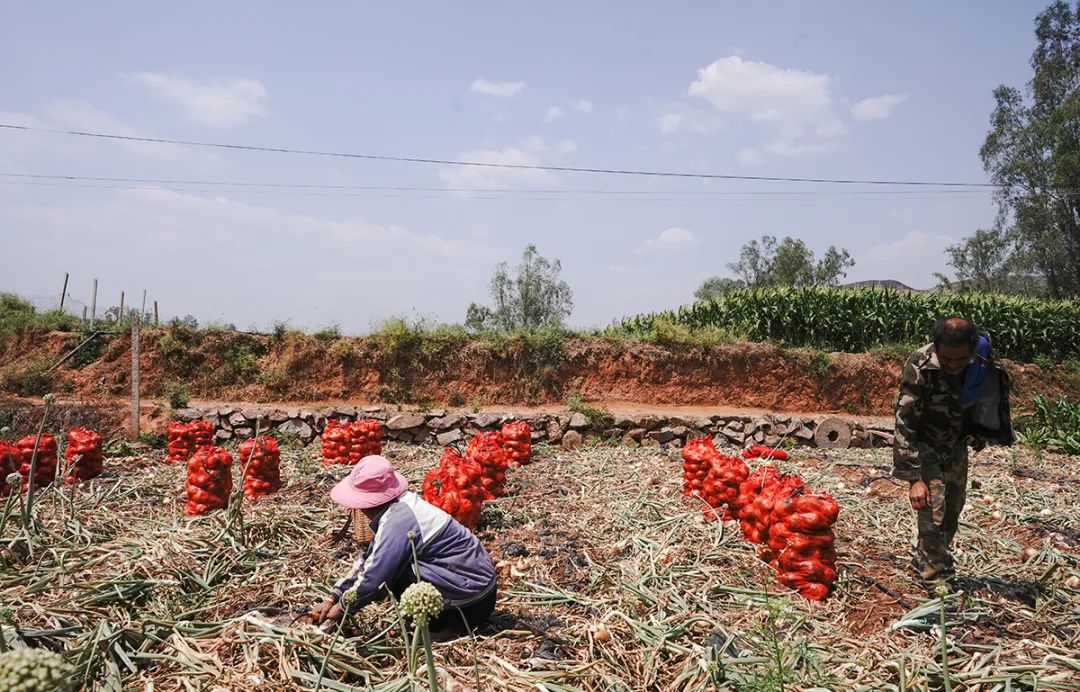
[1017,395,1080,454]
[313,324,342,341]
[102,439,136,457]
[718,235,854,290]
[694,276,745,301]
[613,286,1080,361]
[268,320,292,344]
[214,335,265,384]
[69,334,107,368]
[155,325,203,377]
[566,392,612,427]
[269,426,300,448]
[466,244,574,331]
[138,432,166,449]
[327,338,357,363]
[976,1,1080,298]
[164,381,189,410]
[0,359,53,396]
[0,294,81,333]
[805,351,834,384]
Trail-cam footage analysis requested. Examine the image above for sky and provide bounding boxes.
[0,1,1051,332]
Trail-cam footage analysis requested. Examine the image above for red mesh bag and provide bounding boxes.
[681,437,714,498]
[185,446,233,515]
[742,445,790,461]
[346,419,382,462]
[239,436,282,499]
[769,489,839,601]
[500,421,532,467]
[166,422,195,464]
[321,419,352,465]
[190,420,214,451]
[422,447,484,529]
[64,427,104,483]
[737,468,804,545]
[701,452,749,520]
[0,440,15,497]
[16,433,58,490]
[466,432,509,500]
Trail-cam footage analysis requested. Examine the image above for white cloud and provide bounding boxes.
[689,56,833,125]
[855,229,954,287]
[132,72,268,127]
[737,147,764,166]
[571,99,593,114]
[546,99,592,124]
[677,55,849,158]
[655,105,725,135]
[851,93,909,121]
[469,78,526,97]
[637,227,699,253]
[439,136,576,189]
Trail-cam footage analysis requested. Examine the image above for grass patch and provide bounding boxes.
[567,391,612,427]
[164,381,190,409]
[0,293,81,333]
[0,359,53,396]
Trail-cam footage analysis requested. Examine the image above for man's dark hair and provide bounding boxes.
[932,317,978,350]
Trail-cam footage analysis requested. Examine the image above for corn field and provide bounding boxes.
[614,287,1080,361]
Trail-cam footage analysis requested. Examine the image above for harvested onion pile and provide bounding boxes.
[421,447,484,529]
[466,432,509,500]
[185,445,233,515]
[64,427,104,483]
[346,419,382,461]
[166,422,195,464]
[321,419,352,465]
[0,440,15,496]
[239,435,282,499]
[16,433,57,490]
[500,421,532,466]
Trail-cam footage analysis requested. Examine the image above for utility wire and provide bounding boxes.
[0,122,998,188]
[0,172,995,196]
[0,179,993,203]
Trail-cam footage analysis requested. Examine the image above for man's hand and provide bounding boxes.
[909,479,930,510]
[965,435,986,453]
[310,597,339,624]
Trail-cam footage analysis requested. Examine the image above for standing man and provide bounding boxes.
[893,317,1012,590]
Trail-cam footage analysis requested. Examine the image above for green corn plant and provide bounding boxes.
[611,286,1079,361]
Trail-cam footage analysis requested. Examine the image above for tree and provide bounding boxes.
[694,276,746,301]
[695,235,854,299]
[465,245,573,331]
[975,0,1080,297]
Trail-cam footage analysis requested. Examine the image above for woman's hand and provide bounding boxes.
[310,597,339,624]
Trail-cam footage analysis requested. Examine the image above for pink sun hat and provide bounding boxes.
[330,455,409,509]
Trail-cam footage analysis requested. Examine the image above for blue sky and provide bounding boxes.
[0,1,1048,332]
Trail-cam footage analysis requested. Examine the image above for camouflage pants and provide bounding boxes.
[912,452,969,583]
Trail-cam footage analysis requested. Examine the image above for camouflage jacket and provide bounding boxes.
[892,343,967,482]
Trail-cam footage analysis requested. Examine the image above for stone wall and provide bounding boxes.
[173,405,896,451]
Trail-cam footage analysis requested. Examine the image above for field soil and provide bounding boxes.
[2,441,1077,689]
[1,330,1077,417]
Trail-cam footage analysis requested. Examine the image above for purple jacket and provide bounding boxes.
[329,492,496,609]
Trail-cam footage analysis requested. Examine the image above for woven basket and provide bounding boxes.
[351,509,374,547]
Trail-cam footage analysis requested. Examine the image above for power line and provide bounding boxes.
[0,122,998,188]
[0,172,996,196]
[0,179,994,203]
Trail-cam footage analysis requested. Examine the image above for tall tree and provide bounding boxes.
[466,245,574,331]
[696,235,854,300]
[976,0,1080,297]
